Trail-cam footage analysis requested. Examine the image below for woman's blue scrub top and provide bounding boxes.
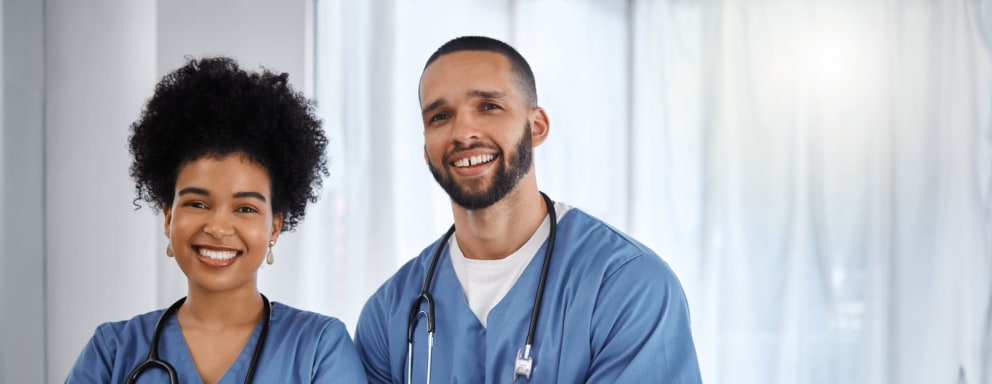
[66,301,368,383]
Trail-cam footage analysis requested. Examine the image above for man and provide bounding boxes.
[355,36,701,383]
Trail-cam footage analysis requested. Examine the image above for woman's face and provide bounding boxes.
[162,153,282,295]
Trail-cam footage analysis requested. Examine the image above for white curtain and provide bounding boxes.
[305,0,992,383]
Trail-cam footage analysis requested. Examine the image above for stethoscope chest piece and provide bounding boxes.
[514,346,534,381]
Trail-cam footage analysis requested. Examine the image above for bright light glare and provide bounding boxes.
[802,24,869,98]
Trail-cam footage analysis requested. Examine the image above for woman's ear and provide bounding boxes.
[162,205,173,238]
[529,107,550,147]
[270,213,284,243]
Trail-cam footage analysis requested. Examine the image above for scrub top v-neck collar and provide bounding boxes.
[160,305,267,383]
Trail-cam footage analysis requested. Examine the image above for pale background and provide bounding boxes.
[1,1,990,383]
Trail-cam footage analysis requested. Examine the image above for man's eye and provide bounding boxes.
[429,112,449,123]
[481,103,500,111]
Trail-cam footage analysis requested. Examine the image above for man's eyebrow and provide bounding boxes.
[178,187,209,196]
[422,98,447,116]
[233,191,267,202]
[469,90,506,100]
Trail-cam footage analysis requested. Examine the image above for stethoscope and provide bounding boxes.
[406,192,558,383]
[126,294,272,384]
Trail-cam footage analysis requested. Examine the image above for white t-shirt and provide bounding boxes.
[449,201,571,327]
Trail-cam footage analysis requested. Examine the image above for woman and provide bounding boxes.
[66,57,368,383]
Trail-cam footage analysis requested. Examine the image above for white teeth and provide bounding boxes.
[199,248,238,260]
[454,154,496,167]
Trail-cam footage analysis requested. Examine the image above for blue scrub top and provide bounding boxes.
[66,301,368,383]
[355,208,702,383]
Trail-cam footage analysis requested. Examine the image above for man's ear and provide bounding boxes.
[529,107,550,147]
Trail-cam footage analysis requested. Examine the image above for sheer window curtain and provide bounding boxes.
[632,1,992,383]
[303,1,992,383]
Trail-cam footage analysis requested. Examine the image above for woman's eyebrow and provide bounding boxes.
[234,191,267,202]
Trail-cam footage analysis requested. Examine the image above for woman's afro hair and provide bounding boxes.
[129,56,328,232]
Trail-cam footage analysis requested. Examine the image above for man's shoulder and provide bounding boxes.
[556,206,675,279]
[558,207,655,256]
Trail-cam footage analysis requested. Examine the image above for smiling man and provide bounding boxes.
[354,36,702,383]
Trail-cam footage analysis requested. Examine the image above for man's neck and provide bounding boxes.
[451,177,547,261]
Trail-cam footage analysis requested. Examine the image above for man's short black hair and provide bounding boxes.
[423,36,538,107]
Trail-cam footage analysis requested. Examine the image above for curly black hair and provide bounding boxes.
[129,56,328,232]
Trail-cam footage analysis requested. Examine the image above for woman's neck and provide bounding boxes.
[179,287,264,330]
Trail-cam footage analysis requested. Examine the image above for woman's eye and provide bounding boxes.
[184,201,207,209]
[236,206,258,214]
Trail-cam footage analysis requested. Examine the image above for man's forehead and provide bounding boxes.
[422,51,511,82]
[420,51,516,99]
[427,50,509,69]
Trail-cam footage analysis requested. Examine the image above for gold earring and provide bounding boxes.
[166,244,174,257]
[266,240,275,265]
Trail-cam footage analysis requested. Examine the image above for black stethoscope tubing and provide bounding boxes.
[406,192,557,381]
[126,294,272,384]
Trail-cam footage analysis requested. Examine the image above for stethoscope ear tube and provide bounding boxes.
[126,297,185,384]
[514,192,557,381]
[406,228,451,384]
[407,224,452,343]
[242,294,272,382]
[527,192,556,347]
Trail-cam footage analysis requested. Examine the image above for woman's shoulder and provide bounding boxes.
[73,307,168,370]
[259,303,366,382]
[90,308,167,342]
[269,301,347,334]
[267,301,358,356]
[68,309,170,383]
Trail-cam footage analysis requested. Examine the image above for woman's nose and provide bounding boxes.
[203,211,235,238]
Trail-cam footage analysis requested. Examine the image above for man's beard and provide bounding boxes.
[427,122,533,210]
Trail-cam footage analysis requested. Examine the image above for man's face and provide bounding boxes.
[419,51,535,210]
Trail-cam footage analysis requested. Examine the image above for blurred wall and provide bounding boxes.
[1,0,44,382]
[0,1,310,382]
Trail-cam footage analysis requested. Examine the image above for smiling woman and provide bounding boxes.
[63,57,368,383]
[166,155,278,291]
